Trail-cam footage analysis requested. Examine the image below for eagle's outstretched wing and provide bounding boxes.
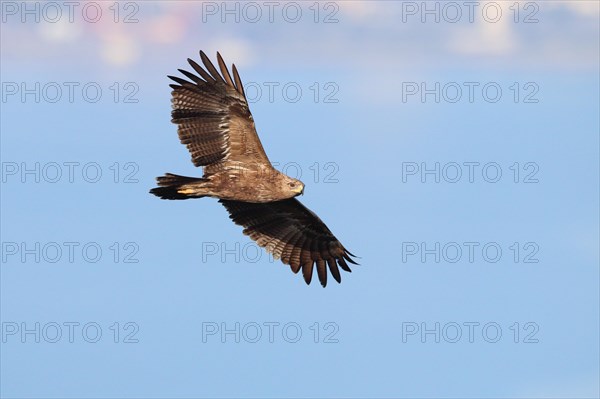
[168,51,270,171]
[219,198,358,287]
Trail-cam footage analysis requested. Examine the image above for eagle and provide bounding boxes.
[150,51,357,287]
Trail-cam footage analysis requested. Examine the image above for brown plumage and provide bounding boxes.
[150,50,357,287]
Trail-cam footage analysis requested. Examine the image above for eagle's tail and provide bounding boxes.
[150,173,209,200]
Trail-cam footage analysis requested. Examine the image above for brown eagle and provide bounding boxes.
[150,51,357,287]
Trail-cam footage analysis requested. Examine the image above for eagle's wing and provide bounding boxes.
[168,51,270,170]
[219,198,357,287]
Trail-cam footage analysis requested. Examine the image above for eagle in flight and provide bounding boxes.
[150,51,357,287]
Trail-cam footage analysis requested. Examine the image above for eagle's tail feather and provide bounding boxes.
[150,173,208,200]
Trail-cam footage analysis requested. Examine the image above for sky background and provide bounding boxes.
[1,1,599,398]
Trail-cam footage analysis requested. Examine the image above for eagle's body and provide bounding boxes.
[150,51,357,287]
[160,163,299,203]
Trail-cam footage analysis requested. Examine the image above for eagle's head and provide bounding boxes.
[282,175,305,197]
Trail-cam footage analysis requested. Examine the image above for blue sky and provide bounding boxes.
[1,1,599,398]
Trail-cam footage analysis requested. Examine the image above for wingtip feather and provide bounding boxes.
[216,51,236,87]
[232,64,246,98]
[200,50,225,83]
[302,262,314,285]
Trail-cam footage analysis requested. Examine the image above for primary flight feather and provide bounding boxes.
[150,50,357,287]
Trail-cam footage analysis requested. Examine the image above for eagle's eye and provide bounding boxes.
[288,182,296,188]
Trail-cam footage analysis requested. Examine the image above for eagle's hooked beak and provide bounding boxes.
[293,185,304,195]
